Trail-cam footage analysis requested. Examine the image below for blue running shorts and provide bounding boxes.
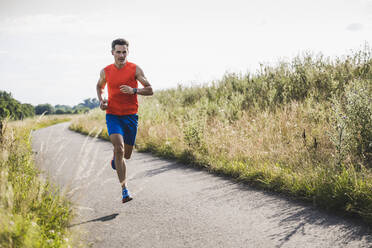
[106,114,138,146]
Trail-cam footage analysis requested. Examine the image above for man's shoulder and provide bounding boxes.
[127,61,137,68]
[104,64,115,70]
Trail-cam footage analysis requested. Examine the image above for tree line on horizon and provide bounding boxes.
[0,91,100,120]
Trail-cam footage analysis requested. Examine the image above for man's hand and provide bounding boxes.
[100,99,108,110]
[120,85,135,95]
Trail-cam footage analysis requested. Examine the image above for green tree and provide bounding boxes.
[0,91,35,120]
[54,104,73,114]
[21,103,35,117]
[35,104,54,115]
[77,98,100,109]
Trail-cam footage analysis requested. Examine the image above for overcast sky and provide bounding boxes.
[0,0,371,106]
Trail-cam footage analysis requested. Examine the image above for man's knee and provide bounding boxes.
[124,144,134,159]
[114,144,125,157]
[124,151,133,159]
[124,154,131,159]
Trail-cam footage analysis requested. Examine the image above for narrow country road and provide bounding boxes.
[32,122,371,248]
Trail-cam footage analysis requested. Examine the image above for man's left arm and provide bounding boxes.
[120,65,153,95]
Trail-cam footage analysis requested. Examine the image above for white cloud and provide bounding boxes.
[346,23,364,31]
[0,14,78,34]
[0,13,123,36]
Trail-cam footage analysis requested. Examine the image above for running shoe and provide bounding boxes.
[122,188,133,203]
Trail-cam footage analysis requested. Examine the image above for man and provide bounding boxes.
[96,38,153,203]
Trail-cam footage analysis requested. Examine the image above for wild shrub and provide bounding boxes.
[345,80,372,167]
[183,121,203,149]
[331,79,372,168]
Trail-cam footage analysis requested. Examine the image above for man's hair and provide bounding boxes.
[111,38,129,50]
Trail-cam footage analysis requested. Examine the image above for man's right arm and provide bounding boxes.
[96,69,108,110]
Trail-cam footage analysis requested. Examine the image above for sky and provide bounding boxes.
[0,0,371,106]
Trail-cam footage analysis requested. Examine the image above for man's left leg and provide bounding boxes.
[124,143,134,159]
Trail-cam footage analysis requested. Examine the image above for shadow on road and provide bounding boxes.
[68,213,119,228]
[208,178,372,246]
[135,156,372,246]
[268,205,372,247]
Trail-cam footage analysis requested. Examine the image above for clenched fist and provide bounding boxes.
[100,99,108,110]
[120,85,136,95]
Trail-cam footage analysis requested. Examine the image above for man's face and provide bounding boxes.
[112,45,128,65]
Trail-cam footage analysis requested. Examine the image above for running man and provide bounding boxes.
[96,38,153,203]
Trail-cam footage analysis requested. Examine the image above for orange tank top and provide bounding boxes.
[104,62,138,115]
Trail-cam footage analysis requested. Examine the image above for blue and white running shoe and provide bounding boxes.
[122,188,133,203]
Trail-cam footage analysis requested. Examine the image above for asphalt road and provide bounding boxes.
[31,122,372,248]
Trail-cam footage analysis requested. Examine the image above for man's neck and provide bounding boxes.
[114,60,127,69]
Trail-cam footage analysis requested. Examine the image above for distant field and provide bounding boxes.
[0,115,81,247]
[70,47,372,225]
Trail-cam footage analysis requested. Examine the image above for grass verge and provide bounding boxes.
[0,115,81,247]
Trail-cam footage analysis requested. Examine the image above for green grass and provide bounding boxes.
[0,115,80,247]
[69,45,372,225]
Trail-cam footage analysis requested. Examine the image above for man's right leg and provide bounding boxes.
[109,133,127,189]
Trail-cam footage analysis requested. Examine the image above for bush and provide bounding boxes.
[333,79,372,167]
